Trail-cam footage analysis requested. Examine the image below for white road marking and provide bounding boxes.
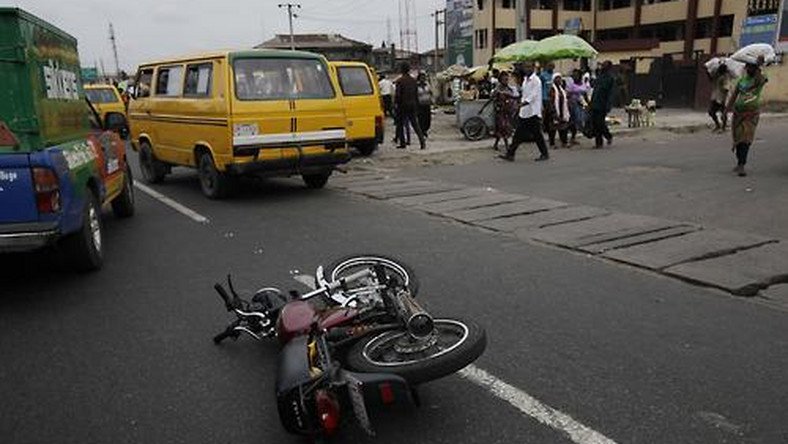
[289,274,618,444]
[133,181,210,224]
[458,365,618,444]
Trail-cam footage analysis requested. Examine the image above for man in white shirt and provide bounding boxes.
[378,75,394,117]
[499,62,549,162]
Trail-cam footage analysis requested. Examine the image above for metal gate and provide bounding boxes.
[628,54,700,108]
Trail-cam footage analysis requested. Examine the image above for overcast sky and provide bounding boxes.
[13,0,445,73]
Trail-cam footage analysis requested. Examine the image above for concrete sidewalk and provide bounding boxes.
[368,107,788,161]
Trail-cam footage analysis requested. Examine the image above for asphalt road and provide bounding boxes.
[2,148,788,444]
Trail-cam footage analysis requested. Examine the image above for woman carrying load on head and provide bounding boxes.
[726,59,768,177]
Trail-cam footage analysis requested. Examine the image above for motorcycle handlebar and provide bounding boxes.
[213,323,240,344]
[214,283,234,311]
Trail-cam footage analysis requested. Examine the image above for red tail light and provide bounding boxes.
[379,382,395,404]
[32,167,61,213]
[315,390,340,436]
[375,115,383,130]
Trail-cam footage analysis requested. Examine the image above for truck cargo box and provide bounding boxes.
[0,7,89,154]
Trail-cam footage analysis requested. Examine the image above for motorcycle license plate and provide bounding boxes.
[344,373,374,436]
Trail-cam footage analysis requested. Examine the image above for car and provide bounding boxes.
[0,7,135,271]
[128,49,352,198]
[330,61,385,156]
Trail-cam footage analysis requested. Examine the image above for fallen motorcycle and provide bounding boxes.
[211,255,486,440]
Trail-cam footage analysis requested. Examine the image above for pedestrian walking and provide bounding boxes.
[379,74,394,117]
[499,63,549,162]
[491,71,516,152]
[549,73,570,149]
[590,61,615,149]
[416,73,433,138]
[566,69,590,144]
[708,64,730,132]
[394,62,426,150]
[726,60,768,177]
[539,62,555,146]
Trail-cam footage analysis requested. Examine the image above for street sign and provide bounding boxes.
[81,67,98,83]
[740,14,779,47]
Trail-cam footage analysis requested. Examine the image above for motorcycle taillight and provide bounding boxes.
[315,390,340,436]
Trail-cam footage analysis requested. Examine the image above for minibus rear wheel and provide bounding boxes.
[197,151,230,199]
[303,173,330,189]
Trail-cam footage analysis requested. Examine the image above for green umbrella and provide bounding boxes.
[528,34,598,61]
[490,40,538,63]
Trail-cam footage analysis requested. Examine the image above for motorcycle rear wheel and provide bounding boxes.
[325,254,419,297]
[345,318,486,385]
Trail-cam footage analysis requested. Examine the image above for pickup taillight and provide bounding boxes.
[375,115,383,130]
[32,167,61,213]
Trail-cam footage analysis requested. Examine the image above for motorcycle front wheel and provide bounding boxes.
[325,254,419,297]
[345,318,486,385]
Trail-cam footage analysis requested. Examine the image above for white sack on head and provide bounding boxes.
[731,43,777,65]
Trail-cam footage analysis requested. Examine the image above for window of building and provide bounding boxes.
[718,15,734,38]
[496,28,516,48]
[155,65,183,96]
[501,0,514,9]
[599,0,632,10]
[533,0,556,9]
[642,0,679,4]
[564,0,591,11]
[597,27,633,41]
[530,30,555,41]
[475,29,488,49]
[638,21,684,42]
[184,63,212,97]
[477,0,484,11]
[748,0,780,15]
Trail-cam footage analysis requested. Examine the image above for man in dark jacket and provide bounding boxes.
[590,61,615,149]
[394,62,426,149]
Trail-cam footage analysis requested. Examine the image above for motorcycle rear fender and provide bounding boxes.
[342,370,413,409]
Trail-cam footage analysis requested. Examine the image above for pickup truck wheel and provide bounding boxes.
[139,141,166,184]
[303,173,330,189]
[198,151,230,199]
[63,193,104,271]
[111,164,135,218]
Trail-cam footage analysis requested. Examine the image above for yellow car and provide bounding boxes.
[331,61,384,156]
[85,84,128,137]
[128,50,351,198]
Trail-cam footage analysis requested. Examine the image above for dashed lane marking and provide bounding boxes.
[133,181,210,224]
[290,274,619,444]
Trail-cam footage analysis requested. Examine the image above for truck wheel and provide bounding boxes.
[303,173,330,189]
[63,192,104,271]
[139,141,166,184]
[198,151,230,199]
[111,164,135,218]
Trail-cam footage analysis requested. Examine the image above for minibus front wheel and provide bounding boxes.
[197,150,231,199]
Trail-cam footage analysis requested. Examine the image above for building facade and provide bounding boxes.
[473,0,783,65]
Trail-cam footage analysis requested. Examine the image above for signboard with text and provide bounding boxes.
[446,0,473,66]
[740,14,779,47]
[780,0,788,51]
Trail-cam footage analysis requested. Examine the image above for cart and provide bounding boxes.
[456,99,495,141]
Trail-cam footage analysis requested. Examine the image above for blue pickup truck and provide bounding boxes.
[0,8,135,270]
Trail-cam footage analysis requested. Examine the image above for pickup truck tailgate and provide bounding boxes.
[0,154,37,223]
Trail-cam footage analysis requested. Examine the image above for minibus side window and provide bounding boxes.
[155,66,184,97]
[184,63,212,97]
[135,69,153,98]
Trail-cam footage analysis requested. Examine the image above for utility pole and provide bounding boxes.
[109,23,120,76]
[431,9,446,72]
[278,3,301,50]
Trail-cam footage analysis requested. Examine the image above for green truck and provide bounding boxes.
[0,8,135,270]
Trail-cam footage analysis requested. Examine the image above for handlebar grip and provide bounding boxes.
[214,283,234,311]
[213,327,238,344]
